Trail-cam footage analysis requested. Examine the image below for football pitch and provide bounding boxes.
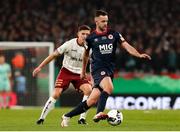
[0,108,180,131]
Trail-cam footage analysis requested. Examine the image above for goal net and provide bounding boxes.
[0,42,54,107]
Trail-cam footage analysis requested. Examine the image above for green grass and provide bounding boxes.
[0,108,180,131]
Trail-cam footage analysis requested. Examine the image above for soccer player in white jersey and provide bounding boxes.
[33,25,92,125]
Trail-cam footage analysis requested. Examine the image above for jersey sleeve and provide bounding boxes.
[115,32,125,44]
[85,37,91,50]
[57,40,70,54]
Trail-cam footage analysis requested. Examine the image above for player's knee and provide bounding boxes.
[84,86,92,96]
[104,86,113,94]
[81,84,92,96]
[52,88,62,99]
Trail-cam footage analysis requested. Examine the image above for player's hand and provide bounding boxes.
[80,72,87,80]
[139,53,151,60]
[33,67,41,77]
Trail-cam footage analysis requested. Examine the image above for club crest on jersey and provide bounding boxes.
[101,71,106,75]
[108,34,113,39]
[94,38,98,42]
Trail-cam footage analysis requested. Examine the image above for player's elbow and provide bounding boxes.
[52,50,60,58]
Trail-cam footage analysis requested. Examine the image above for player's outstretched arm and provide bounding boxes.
[121,41,151,60]
[81,49,90,79]
[33,50,61,77]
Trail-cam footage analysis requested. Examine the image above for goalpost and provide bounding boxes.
[0,42,54,106]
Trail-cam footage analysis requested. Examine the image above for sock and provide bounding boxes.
[79,95,88,120]
[65,100,90,118]
[39,97,56,119]
[96,91,109,114]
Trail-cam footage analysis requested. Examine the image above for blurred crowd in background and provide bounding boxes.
[0,0,179,108]
[0,0,179,73]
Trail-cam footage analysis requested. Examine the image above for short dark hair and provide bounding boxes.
[78,25,91,32]
[95,10,108,17]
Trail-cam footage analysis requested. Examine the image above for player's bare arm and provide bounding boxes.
[33,50,61,77]
[80,48,90,79]
[121,41,151,60]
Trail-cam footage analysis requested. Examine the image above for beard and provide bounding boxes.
[99,25,107,32]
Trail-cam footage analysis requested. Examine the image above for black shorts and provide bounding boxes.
[91,68,113,90]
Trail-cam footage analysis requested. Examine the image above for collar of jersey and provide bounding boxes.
[94,28,108,36]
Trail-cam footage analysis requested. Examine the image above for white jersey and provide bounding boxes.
[57,38,85,74]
